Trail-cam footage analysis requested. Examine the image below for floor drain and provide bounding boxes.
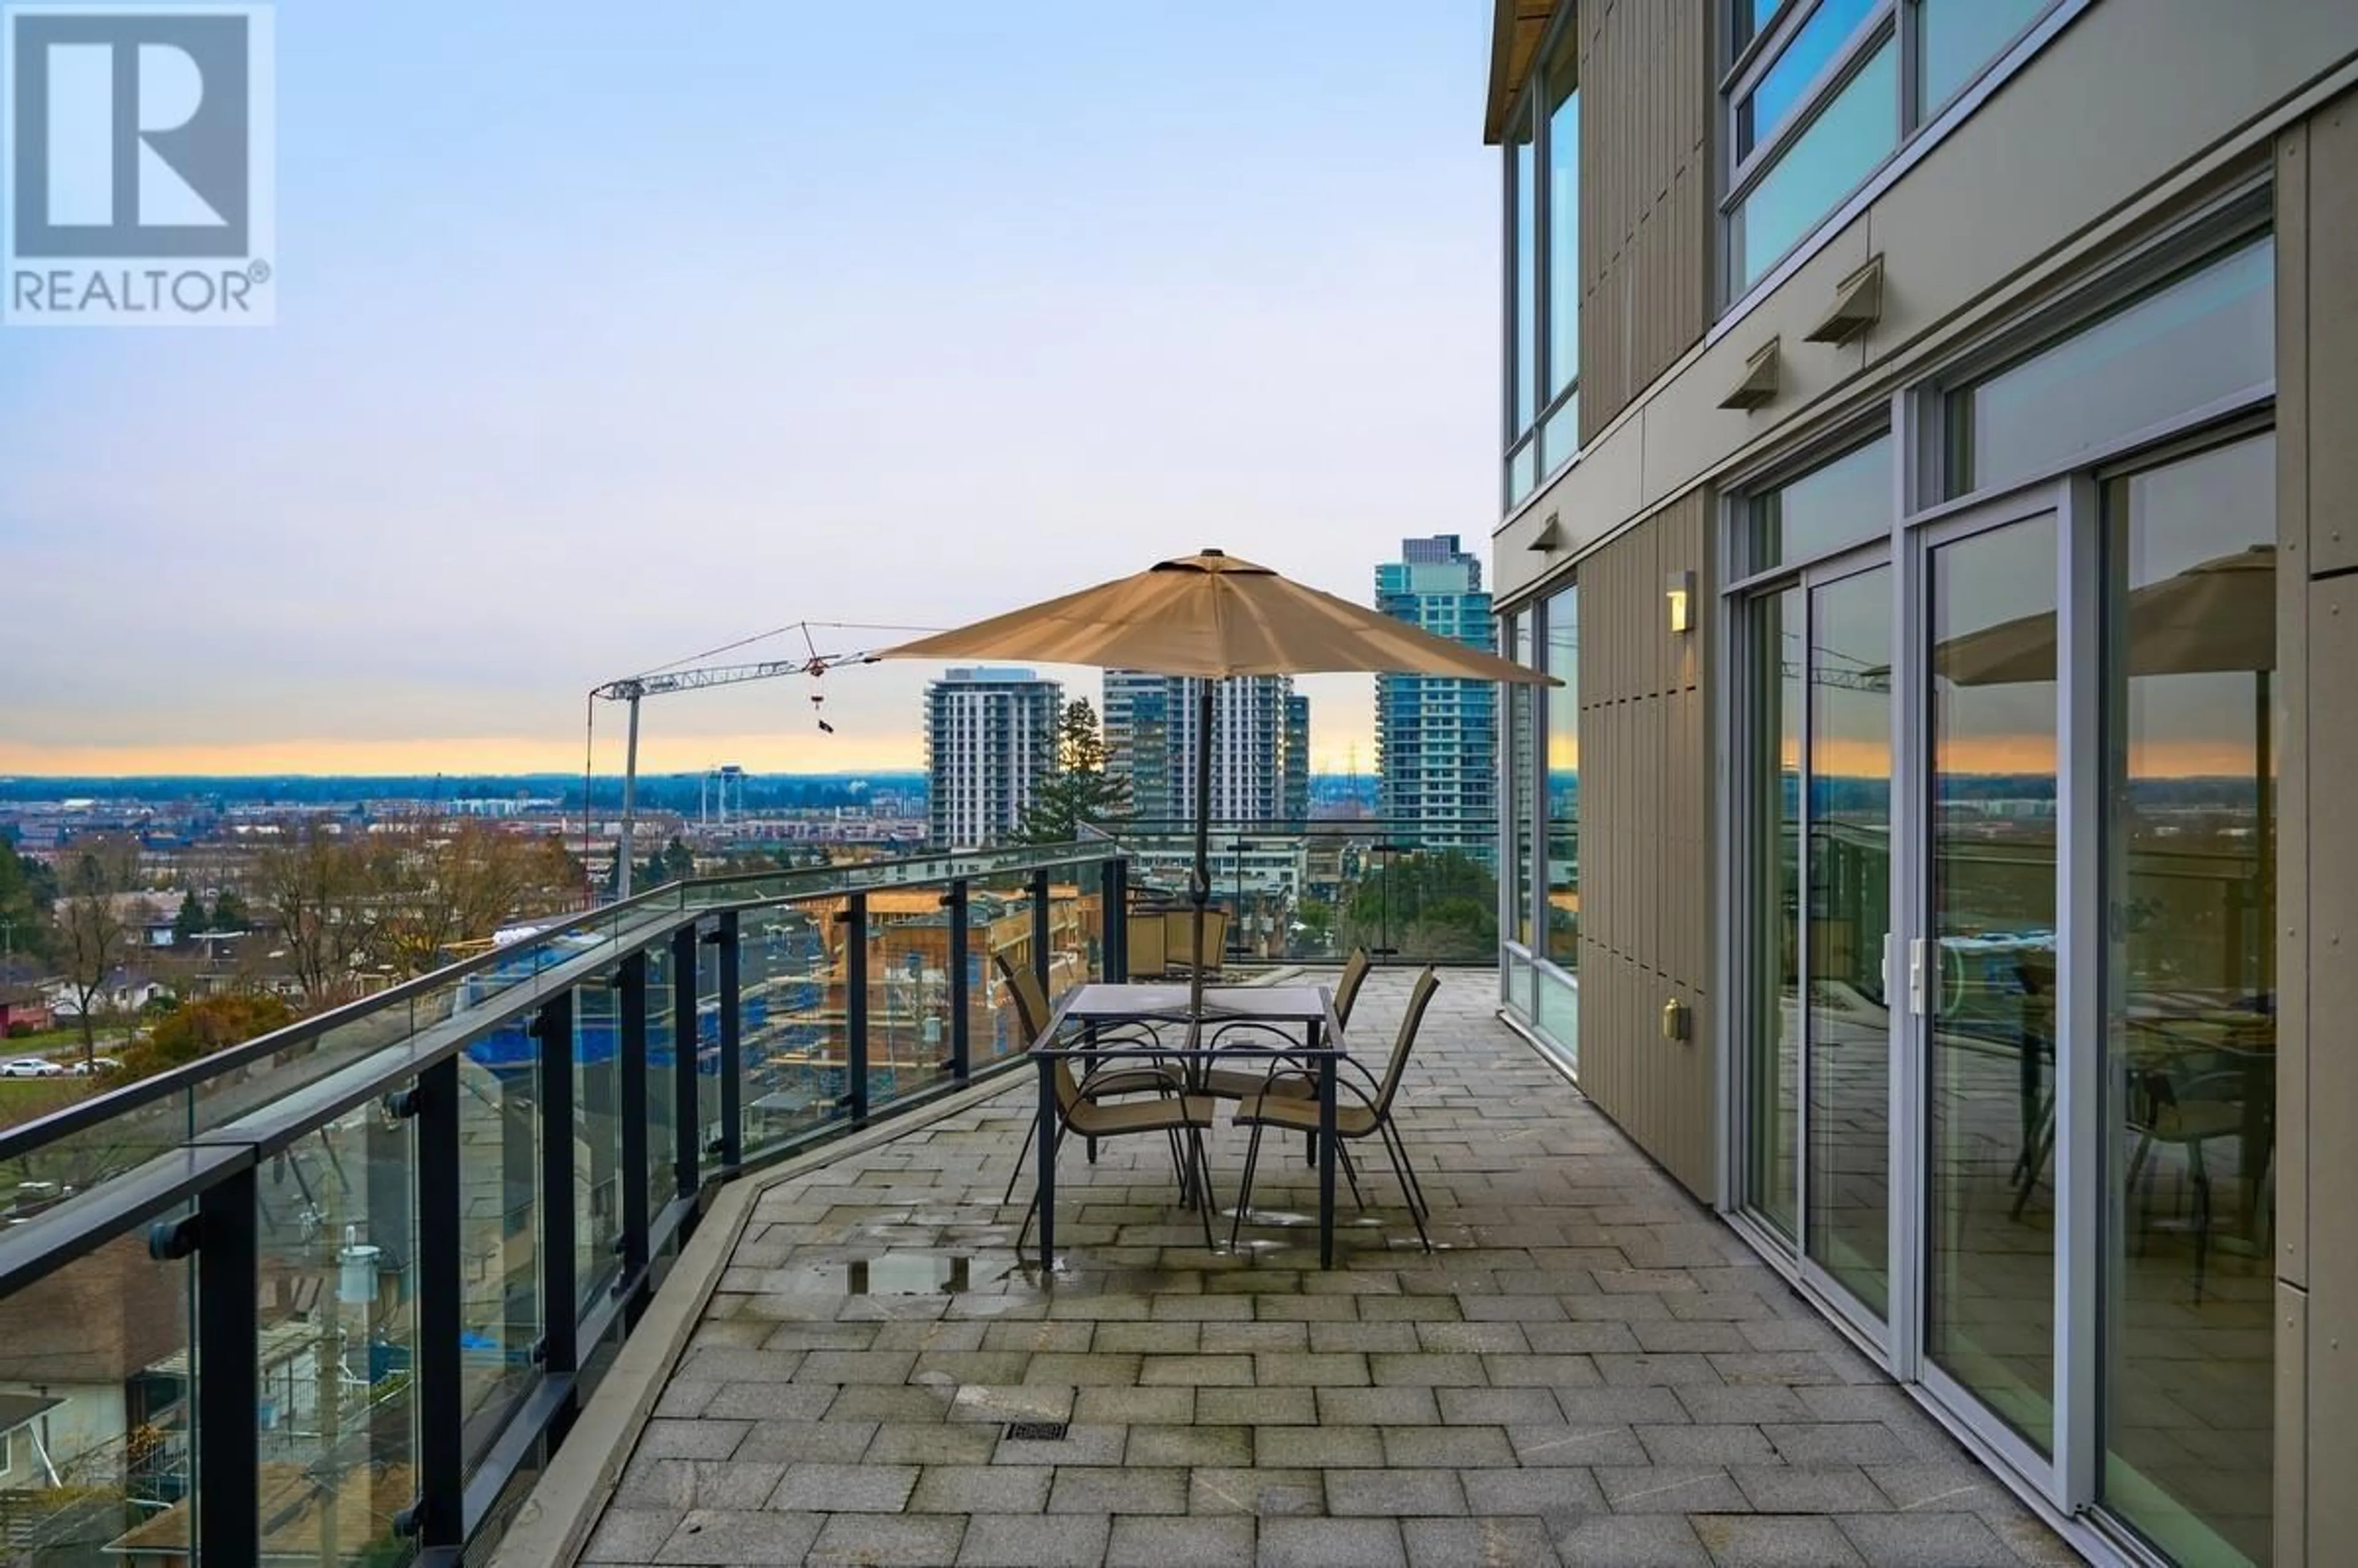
[1005,1421,1068,1442]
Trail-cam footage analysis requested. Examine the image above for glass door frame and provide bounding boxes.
[1896,471,2104,1517]
[1723,535,1896,1352]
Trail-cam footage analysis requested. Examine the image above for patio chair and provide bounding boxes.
[1164,907,1229,974]
[1228,964,1440,1253]
[2125,1061,2247,1302]
[1197,945,1374,1104]
[1011,1005,1220,1259]
[992,951,1184,1205]
[1124,909,1169,978]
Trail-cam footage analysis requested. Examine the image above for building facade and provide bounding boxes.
[1103,672,1308,829]
[1482,4,2357,1565]
[1376,535,1500,863]
[922,667,1060,850]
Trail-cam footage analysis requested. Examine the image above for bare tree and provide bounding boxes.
[56,885,134,1066]
[248,820,378,1004]
[376,821,580,974]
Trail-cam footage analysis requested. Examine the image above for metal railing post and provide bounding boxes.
[1105,858,1127,981]
[710,914,742,1173]
[842,895,869,1126]
[411,1057,464,1549]
[192,1167,259,1564]
[671,925,699,1200]
[944,882,970,1082]
[1029,867,1051,996]
[618,952,650,1289]
[533,992,578,1383]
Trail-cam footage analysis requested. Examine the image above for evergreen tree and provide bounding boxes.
[1016,699,1131,844]
[172,890,210,945]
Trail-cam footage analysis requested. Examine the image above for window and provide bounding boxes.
[1947,238,2273,497]
[1543,587,1579,976]
[1501,20,1580,511]
[1748,433,1889,573]
[1725,0,2061,293]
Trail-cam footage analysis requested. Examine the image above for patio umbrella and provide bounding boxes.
[882,548,1557,1032]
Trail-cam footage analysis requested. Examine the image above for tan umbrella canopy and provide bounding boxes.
[884,549,1557,1027]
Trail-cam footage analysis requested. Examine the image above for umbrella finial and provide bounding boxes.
[1201,547,1224,557]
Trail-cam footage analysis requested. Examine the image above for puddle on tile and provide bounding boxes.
[765,1254,1009,1295]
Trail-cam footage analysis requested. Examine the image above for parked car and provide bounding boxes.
[1,1058,64,1078]
[69,1057,123,1076]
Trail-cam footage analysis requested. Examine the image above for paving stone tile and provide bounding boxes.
[1315,1386,1441,1426]
[654,1508,824,1564]
[1834,1512,2021,1567]
[793,1348,919,1384]
[1200,1386,1318,1425]
[1434,1386,1565,1426]
[1378,1425,1516,1467]
[1674,1383,1815,1424]
[1595,1353,1725,1388]
[1258,1516,1407,1567]
[1506,1423,1650,1466]
[1325,1467,1465,1516]
[1355,1294,1463,1322]
[1368,1352,1488,1386]
[1762,1421,1920,1467]
[1522,1319,1644,1354]
[979,1319,1094,1354]
[1636,1422,1781,1465]
[1305,1321,1422,1353]
[1254,1424,1382,1467]
[944,1383,1074,1424]
[768,1461,919,1513]
[1019,1350,1142,1385]
[1546,1513,1711,1567]
[612,1457,790,1511]
[1203,1320,1313,1353]
[1256,1351,1371,1386]
[580,1507,682,1562]
[863,1421,1002,1465]
[699,1383,840,1422]
[1456,1294,1568,1321]
[1046,1463,1189,1514]
[824,1386,952,1422]
[1078,1384,1194,1426]
[1128,1421,1252,1466]
[805,1513,967,1567]
[1092,1321,1204,1353]
[1555,1386,1694,1426]
[1727,1464,1892,1514]
[1191,1465,1325,1517]
[1595,1465,1752,1514]
[1107,1514,1257,1567]
[1401,1516,1561,1568]
[1482,1353,1603,1388]
[1142,1353,1258,1386]
[1459,1467,1606,1516]
[1860,1462,2010,1513]
[634,1419,750,1460]
[906,1464,1054,1514]
[1691,1514,1867,1567]
[1256,1294,1362,1321]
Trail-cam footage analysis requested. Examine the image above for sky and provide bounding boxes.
[0,1,1503,778]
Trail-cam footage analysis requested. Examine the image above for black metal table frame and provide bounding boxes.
[1030,989,1344,1268]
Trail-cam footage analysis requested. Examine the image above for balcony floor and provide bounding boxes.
[574,970,2075,1567]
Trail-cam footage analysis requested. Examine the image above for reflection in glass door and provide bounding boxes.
[1745,588,1802,1241]
[1924,510,2060,1456]
[1804,567,1893,1313]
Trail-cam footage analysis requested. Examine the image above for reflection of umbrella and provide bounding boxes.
[883,549,1556,1031]
[1934,544,2273,685]
[1933,542,2275,984]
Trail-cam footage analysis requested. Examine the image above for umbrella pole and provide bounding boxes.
[1191,677,1216,1044]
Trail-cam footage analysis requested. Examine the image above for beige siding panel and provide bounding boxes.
[2275,123,2309,1291]
[2309,575,2357,1556]
[2311,95,2358,573]
[2280,1280,2308,1568]
[1577,0,1713,443]
[1573,492,1717,1197]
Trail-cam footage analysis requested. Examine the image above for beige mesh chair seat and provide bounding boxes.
[1229,965,1441,1253]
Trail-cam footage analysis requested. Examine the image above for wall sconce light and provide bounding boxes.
[1665,571,1695,635]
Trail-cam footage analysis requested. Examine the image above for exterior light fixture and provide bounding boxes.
[1665,571,1695,635]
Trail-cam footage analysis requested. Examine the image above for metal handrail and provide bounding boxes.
[0,839,1115,1170]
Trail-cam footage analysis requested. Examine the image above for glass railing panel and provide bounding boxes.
[737,904,837,1157]
[1047,864,1107,1006]
[574,979,624,1309]
[0,1084,199,1214]
[0,1222,196,1561]
[642,947,678,1214]
[254,1091,421,1566]
[870,904,952,1114]
[693,929,722,1171]
[459,1028,540,1472]
[967,875,1036,1066]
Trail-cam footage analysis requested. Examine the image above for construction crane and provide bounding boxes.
[589,623,924,899]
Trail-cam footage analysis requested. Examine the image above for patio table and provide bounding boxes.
[1030,982,1345,1268]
